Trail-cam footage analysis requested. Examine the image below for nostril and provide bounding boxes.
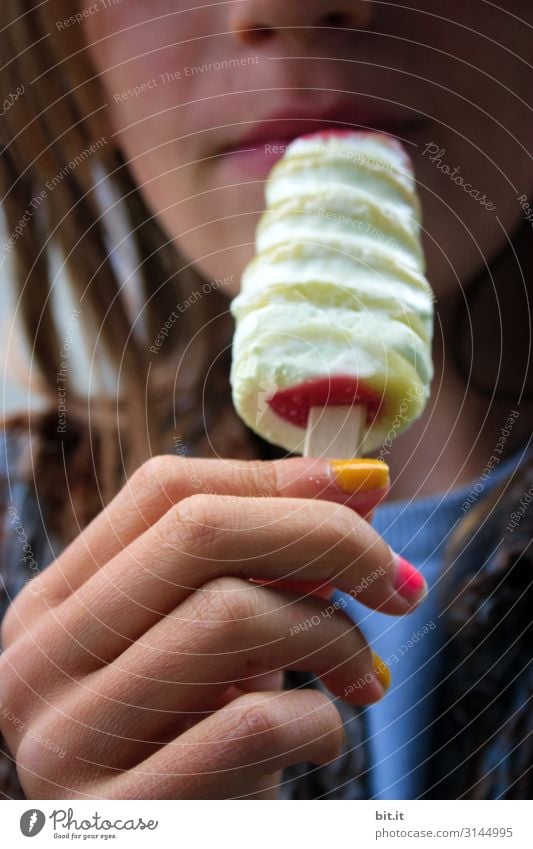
[238,24,275,46]
[318,12,353,30]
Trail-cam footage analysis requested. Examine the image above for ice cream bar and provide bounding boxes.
[230,130,434,456]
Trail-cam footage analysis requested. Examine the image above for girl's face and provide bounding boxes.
[81,1,532,297]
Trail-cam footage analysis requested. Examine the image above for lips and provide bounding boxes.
[223,102,424,149]
[217,103,426,176]
[228,117,358,152]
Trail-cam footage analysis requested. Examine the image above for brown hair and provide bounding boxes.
[1,2,531,543]
[0,0,259,540]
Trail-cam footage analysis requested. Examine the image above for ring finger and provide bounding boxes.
[47,579,385,769]
[49,494,423,673]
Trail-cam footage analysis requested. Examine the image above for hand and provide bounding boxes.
[0,455,425,799]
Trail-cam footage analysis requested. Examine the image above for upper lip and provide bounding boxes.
[221,101,423,153]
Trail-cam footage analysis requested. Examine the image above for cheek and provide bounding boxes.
[81,7,258,283]
[82,4,208,166]
[121,144,261,286]
[157,178,262,285]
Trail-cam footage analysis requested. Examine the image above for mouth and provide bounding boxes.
[217,103,427,178]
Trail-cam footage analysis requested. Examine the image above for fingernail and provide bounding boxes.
[331,459,390,493]
[372,651,392,692]
[393,554,427,603]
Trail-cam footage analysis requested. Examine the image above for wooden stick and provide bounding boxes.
[304,405,365,459]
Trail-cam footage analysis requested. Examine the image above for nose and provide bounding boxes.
[229,0,375,46]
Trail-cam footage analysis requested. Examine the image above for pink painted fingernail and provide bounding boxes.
[393,554,427,603]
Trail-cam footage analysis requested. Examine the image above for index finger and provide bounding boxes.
[33,456,389,603]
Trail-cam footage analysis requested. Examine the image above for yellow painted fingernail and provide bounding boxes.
[331,459,390,493]
[372,651,392,691]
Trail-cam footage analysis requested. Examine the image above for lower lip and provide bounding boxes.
[218,121,422,179]
[218,137,300,178]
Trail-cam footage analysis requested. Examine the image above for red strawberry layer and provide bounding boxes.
[267,376,382,428]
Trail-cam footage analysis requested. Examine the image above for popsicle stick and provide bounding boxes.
[304,405,365,459]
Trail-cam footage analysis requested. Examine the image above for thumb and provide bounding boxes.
[273,456,390,519]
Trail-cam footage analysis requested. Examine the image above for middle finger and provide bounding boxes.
[45,579,385,771]
[52,494,426,671]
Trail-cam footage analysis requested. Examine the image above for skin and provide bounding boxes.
[1,1,531,799]
[1,456,421,798]
[79,0,532,296]
[78,0,533,495]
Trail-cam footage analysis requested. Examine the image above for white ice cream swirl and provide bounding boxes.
[230,131,434,455]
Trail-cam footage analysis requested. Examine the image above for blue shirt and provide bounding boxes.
[331,445,527,799]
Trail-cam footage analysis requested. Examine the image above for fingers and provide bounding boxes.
[10,578,385,769]
[105,689,344,799]
[25,456,389,610]
[17,577,384,756]
[51,494,424,667]
[110,577,386,706]
[58,579,382,758]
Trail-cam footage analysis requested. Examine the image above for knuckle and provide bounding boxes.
[309,711,345,766]
[16,720,66,796]
[0,641,38,713]
[234,696,281,752]
[130,455,181,496]
[322,502,376,560]
[196,577,258,634]
[330,501,365,540]
[16,724,47,772]
[172,494,225,554]
[312,502,361,561]
[1,581,49,646]
[322,701,345,758]
[0,624,74,733]
[0,651,36,750]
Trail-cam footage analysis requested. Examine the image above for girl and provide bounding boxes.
[0,0,532,799]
